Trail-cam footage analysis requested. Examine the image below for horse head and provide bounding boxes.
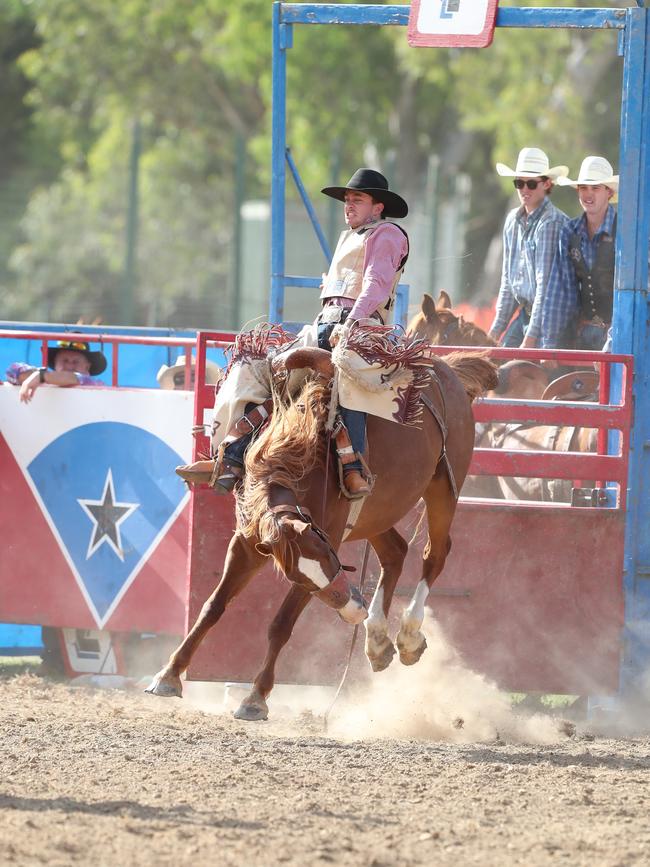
[407,292,495,347]
[236,376,367,626]
[251,500,367,625]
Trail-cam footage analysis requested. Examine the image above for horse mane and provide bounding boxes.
[457,318,496,346]
[442,351,499,402]
[237,378,330,570]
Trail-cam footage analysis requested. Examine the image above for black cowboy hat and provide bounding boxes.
[321,167,408,219]
[47,340,107,376]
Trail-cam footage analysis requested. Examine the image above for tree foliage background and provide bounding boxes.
[0,0,630,328]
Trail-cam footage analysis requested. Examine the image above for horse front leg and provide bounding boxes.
[234,585,312,722]
[364,529,408,672]
[396,477,454,666]
[146,533,266,698]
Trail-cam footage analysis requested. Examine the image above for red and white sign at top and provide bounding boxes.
[408,0,499,49]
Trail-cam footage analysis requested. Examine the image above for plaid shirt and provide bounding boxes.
[490,197,568,345]
[542,204,617,348]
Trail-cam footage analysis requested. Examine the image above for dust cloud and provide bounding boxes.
[177,610,566,744]
[325,611,561,744]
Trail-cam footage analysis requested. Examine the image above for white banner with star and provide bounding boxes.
[0,384,193,627]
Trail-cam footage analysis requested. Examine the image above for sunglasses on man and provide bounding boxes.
[513,178,548,190]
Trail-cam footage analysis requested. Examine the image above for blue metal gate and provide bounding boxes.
[268,3,650,703]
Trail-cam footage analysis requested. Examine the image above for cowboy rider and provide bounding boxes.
[543,156,618,351]
[177,167,409,498]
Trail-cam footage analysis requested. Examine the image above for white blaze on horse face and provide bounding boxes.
[297,556,330,589]
[298,557,367,624]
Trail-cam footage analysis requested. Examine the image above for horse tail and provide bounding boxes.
[444,351,498,402]
[237,378,329,548]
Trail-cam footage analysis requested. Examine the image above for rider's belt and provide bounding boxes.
[318,305,349,325]
[579,316,609,329]
[317,305,384,326]
[232,398,274,436]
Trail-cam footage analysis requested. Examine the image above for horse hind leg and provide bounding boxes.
[146,533,265,698]
[235,584,312,721]
[396,475,455,666]
[364,528,408,672]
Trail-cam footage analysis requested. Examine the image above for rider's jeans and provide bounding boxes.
[317,318,366,472]
[223,402,257,468]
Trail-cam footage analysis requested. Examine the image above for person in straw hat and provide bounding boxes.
[542,155,618,351]
[176,167,409,498]
[157,354,222,391]
[488,147,569,349]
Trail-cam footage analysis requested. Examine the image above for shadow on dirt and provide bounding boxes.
[0,793,266,830]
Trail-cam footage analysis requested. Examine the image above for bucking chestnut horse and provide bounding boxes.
[147,341,497,720]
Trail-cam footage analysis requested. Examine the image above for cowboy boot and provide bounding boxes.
[176,399,273,491]
[175,459,215,486]
[334,424,371,498]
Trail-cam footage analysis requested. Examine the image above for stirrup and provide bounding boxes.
[343,468,372,498]
[333,418,373,500]
[212,463,243,494]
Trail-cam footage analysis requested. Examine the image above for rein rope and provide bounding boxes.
[421,372,459,501]
[323,539,371,734]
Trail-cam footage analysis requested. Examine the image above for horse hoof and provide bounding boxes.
[144,672,183,698]
[398,636,428,666]
[234,698,269,721]
[368,642,396,672]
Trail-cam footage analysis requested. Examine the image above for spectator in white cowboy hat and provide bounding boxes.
[543,155,618,351]
[5,339,107,404]
[488,147,569,349]
[157,353,222,391]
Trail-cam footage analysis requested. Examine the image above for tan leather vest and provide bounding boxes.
[319,220,408,322]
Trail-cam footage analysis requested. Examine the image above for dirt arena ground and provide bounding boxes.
[3,622,650,867]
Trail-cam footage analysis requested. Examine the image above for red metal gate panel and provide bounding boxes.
[186,335,630,694]
[186,496,624,695]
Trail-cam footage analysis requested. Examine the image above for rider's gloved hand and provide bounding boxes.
[329,319,356,348]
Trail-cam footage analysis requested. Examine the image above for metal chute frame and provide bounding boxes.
[269,3,650,703]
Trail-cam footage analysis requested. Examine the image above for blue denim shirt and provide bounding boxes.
[490,197,568,345]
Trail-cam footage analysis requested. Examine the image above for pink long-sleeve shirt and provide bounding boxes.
[326,222,409,322]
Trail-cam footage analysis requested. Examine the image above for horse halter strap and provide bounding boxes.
[265,504,355,576]
[420,372,459,501]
